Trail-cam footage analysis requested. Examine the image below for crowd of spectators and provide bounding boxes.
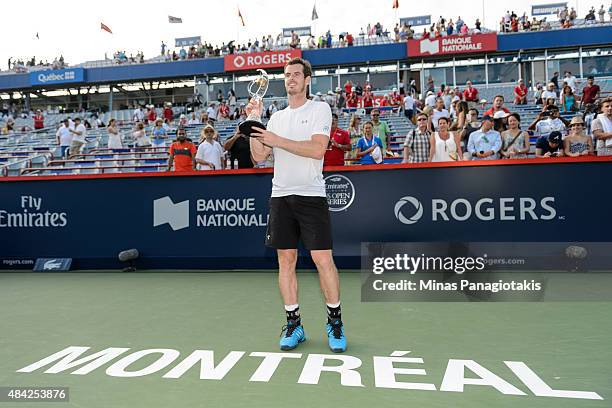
[498,4,612,33]
[6,55,66,73]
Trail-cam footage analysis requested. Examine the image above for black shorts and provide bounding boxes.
[266,195,333,250]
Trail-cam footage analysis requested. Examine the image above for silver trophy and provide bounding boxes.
[239,69,269,137]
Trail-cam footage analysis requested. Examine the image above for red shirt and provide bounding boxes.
[346,34,354,45]
[346,93,358,108]
[147,110,157,122]
[163,107,173,121]
[33,114,44,129]
[514,85,528,98]
[463,87,479,101]
[344,82,352,94]
[582,84,600,104]
[219,104,229,118]
[391,92,402,106]
[324,128,350,166]
[363,93,374,107]
[483,106,510,116]
[169,141,197,171]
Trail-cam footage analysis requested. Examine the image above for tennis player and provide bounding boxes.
[250,57,346,353]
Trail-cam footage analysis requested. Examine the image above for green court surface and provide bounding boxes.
[1,271,610,408]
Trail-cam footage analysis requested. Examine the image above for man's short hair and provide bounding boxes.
[468,108,479,116]
[74,117,81,121]
[285,57,312,78]
[416,112,428,120]
[332,113,338,119]
[547,105,560,112]
[494,95,504,101]
[587,75,595,80]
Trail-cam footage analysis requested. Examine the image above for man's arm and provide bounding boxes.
[167,153,174,171]
[224,131,240,150]
[252,129,329,160]
[528,112,544,131]
[491,134,503,154]
[250,137,273,162]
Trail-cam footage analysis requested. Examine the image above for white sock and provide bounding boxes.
[326,302,341,308]
[284,304,299,312]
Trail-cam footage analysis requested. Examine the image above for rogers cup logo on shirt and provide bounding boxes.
[224,49,302,71]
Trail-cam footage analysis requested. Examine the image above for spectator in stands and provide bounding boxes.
[133,105,144,122]
[348,114,363,146]
[451,101,469,132]
[370,109,391,153]
[535,131,564,158]
[483,95,510,117]
[403,91,415,122]
[514,79,528,105]
[336,88,346,111]
[580,76,601,109]
[133,122,151,148]
[592,97,612,156]
[324,113,351,167]
[346,90,358,109]
[178,114,188,127]
[429,117,462,162]
[500,113,530,159]
[534,83,544,104]
[431,98,450,131]
[224,128,254,169]
[146,105,157,123]
[163,103,173,123]
[424,91,437,108]
[356,121,384,164]
[151,119,168,148]
[599,5,606,22]
[463,81,479,106]
[218,101,230,121]
[467,115,502,160]
[550,72,560,92]
[563,71,578,93]
[564,116,593,156]
[107,119,123,149]
[68,117,86,158]
[529,105,569,138]
[355,83,363,97]
[196,124,225,170]
[188,112,200,125]
[460,108,481,148]
[207,103,217,122]
[167,127,197,172]
[560,85,577,113]
[362,89,374,114]
[344,80,353,94]
[493,111,510,133]
[32,109,44,130]
[55,118,72,158]
[402,112,431,163]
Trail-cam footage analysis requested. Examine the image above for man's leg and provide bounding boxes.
[278,249,298,305]
[311,249,346,353]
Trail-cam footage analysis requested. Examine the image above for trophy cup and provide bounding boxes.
[239,69,269,137]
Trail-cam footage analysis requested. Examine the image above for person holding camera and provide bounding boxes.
[535,131,565,158]
[529,105,569,139]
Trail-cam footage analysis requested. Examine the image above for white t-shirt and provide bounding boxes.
[536,118,566,138]
[541,90,557,102]
[267,99,332,197]
[56,126,72,146]
[207,106,217,120]
[403,95,415,111]
[564,76,577,91]
[133,108,144,121]
[72,123,87,143]
[196,140,224,170]
[425,94,437,107]
[432,108,450,130]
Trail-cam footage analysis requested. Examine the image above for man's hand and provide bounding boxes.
[246,99,263,118]
[251,128,282,147]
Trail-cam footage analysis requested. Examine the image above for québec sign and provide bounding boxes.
[408,33,497,57]
[29,68,85,86]
[224,49,302,72]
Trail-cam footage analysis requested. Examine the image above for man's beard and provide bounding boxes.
[286,82,305,96]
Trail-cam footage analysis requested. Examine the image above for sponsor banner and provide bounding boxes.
[1,161,612,269]
[282,26,312,37]
[532,2,567,16]
[175,36,201,47]
[223,49,302,72]
[29,68,85,87]
[33,258,72,271]
[400,15,431,27]
[407,33,497,57]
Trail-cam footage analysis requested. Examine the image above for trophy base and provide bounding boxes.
[239,120,267,137]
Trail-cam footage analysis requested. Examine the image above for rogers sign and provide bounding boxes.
[224,49,302,71]
[408,33,497,57]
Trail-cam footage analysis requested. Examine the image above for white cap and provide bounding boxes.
[493,110,510,119]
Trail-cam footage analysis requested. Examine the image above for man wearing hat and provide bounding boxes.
[425,90,437,108]
[535,130,565,158]
[467,114,502,160]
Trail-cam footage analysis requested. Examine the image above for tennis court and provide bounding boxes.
[1,270,609,407]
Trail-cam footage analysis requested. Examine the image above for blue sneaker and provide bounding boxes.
[279,319,306,351]
[326,318,347,353]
